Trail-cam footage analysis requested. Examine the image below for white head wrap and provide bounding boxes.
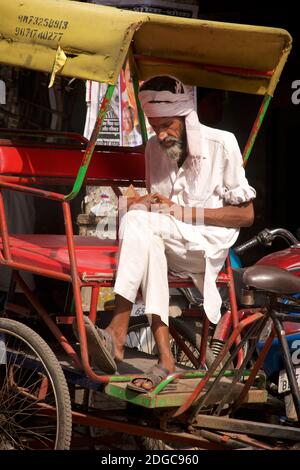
[138,76,203,160]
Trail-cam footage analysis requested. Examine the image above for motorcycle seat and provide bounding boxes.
[243,265,300,294]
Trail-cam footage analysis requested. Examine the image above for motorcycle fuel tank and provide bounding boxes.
[256,246,300,275]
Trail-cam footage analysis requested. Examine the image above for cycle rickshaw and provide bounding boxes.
[0,0,298,450]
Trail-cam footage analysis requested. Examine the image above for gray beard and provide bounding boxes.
[162,141,185,162]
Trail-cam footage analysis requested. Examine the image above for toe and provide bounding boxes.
[132,378,152,390]
[141,380,152,390]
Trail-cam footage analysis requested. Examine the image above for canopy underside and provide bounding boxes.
[0,0,292,95]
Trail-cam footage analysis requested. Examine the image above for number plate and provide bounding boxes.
[278,367,300,394]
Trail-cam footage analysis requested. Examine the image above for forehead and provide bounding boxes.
[148,116,180,127]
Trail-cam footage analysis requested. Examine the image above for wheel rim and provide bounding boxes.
[0,329,61,449]
[126,317,201,367]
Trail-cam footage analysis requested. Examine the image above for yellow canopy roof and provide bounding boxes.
[0,0,292,95]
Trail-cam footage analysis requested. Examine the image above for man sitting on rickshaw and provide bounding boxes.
[82,75,256,392]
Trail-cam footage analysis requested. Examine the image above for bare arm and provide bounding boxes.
[203,201,254,228]
[151,194,254,228]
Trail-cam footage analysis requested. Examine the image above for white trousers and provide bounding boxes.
[114,210,205,326]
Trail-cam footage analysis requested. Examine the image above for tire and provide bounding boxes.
[169,316,217,368]
[0,318,72,449]
[126,315,216,368]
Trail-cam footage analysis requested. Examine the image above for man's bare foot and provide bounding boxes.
[133,359,175,391]
[128,362,176,392]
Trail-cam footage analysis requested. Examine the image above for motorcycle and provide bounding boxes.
[178,226,300,421]
[235,227,300,421]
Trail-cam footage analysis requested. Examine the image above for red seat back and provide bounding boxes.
[0,144,145,185]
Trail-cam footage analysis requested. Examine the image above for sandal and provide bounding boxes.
[73,316,117,373]
[127,364,177,394]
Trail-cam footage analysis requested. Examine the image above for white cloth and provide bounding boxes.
[144,123,256,324]
[139,86,203,162]
[114,210,205,326]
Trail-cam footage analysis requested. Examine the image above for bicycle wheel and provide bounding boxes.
[126,315,216,368]
[170,316,217,368]
[0,318,72,449]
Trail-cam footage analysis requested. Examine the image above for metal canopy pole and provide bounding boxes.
[243,94,272,167]
[65,83,116,201]
[128,49,148,145]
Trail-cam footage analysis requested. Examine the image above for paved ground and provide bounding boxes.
[71,391,140,450]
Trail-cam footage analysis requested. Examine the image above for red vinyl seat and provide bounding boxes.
[0,235,119,278]
[0,234,194,285]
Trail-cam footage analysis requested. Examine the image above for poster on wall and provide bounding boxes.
[84,62,143,146]
[120,60,143,146]
[84,78,122,146]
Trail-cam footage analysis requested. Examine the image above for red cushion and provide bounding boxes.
[0,234,195,286]
[0,235,119,277]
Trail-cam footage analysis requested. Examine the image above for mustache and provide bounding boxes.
[160,136,183,146]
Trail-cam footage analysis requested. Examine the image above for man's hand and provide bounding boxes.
[123,192,184,219]
[151,193,173,207]
[127,193,158,211]
[126,193,180,216]
[149,193,184,218]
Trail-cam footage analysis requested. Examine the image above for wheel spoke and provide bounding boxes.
[0,318,71,449]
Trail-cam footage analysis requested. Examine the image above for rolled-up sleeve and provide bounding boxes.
[217,133,256,205]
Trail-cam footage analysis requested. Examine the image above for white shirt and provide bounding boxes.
[145,122,256,323]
